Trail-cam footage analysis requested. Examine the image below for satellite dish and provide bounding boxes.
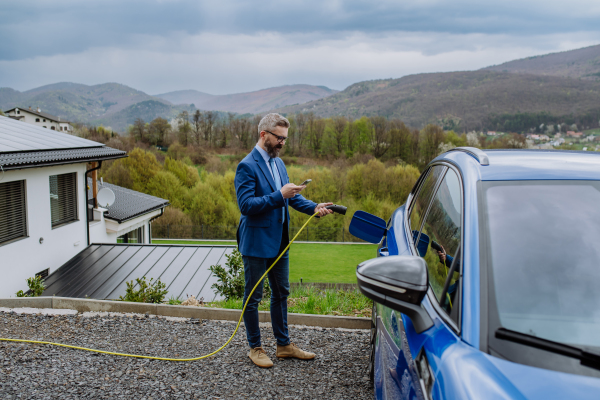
[97,187,116,208]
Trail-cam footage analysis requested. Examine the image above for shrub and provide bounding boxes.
[210,249,271,301]
[119,277,168,303]
[16,276,45,297]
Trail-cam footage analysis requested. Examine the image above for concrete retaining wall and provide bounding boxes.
[0,297,370,330]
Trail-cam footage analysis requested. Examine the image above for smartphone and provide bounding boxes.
[300,179,312,186]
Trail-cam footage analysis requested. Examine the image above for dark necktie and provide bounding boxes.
[269,158,284,223]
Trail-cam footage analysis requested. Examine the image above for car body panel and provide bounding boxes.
[478,150,600,181]
[389,204,410,257]
[486,356,600,399]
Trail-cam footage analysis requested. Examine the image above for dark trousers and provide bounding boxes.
[242,223,290,348]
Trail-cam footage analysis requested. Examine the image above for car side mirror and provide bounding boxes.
[356,255,433,333]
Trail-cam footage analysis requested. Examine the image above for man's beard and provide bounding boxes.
[265,139,283,158]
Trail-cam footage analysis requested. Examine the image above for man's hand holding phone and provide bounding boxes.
[281,179,312,199]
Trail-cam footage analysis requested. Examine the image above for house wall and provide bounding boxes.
[6,109,72,131]
[0,163,88,297]
[89,207,118,244]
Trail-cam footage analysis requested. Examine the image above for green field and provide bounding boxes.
[584,128,600,135]
[152,239,377,283]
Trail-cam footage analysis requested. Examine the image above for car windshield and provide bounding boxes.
[483,180,600,349]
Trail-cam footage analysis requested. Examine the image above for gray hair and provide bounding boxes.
[258,113,290,135]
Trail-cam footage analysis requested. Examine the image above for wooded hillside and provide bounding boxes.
[276,71,600,132]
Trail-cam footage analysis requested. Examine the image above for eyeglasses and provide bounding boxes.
[265,130,288,143]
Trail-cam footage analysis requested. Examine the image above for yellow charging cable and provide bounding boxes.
[0,212,320,361]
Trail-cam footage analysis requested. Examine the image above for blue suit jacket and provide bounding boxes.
[235,147,317,258]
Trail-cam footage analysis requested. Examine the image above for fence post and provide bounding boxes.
[167,224,170,239]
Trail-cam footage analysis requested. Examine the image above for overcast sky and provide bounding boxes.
[2,0,600,95]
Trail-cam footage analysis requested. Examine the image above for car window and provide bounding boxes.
[408,165,447,254]
[483,180,600,348]
[418,168,462,321]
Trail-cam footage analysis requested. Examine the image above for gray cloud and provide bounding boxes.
[2,30,599,95]
[2,0,600,61]
[1,1,599,94]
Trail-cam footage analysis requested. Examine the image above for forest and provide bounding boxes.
[75,112,527,241]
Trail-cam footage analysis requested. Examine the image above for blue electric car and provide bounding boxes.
[350,147,600,399]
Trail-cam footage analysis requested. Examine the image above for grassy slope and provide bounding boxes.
[152,240,377,283]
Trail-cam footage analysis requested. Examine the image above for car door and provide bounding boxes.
[375,164,464,400]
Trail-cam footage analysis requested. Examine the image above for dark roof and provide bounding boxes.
[42,244,236,301]
[0,147,126,170]
[88,178,170,222]
[4,107,70,123]
[0,116,127,169]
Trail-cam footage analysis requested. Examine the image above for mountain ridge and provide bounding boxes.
[483,43,600,80]
[155,84,338,114]
[1,82,337,131]
[275,44,600,131]
[3,43,600,133]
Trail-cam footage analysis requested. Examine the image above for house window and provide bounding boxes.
[36,118,40,122]
[51,126,56,130]
[43,119,46,122]
[0,180,28,245]
[43,126,47,128]
[50,173,78,228]
[117,227,144,244]
[17,110,20,114]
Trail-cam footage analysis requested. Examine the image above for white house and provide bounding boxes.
[4,106,73,132]
[0,116,169,297]
[87,178,169,244]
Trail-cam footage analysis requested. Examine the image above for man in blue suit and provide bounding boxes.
[235,113,333,368]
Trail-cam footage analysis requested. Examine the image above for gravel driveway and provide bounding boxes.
[0,309,372,399]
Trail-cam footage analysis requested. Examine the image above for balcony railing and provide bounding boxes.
[151,224,367,243]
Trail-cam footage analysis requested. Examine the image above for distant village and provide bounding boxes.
[485,129,599,151]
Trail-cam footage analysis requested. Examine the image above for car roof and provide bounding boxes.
[439,148,600,181]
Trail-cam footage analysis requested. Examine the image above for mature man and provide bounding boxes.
[235,113,332,368]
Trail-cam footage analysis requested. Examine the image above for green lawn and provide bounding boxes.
[152,239,377,283]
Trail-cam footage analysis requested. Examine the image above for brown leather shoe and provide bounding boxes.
[248,347,273,368]
[276,343,315,360]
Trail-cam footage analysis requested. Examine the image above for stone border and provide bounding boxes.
[0,297,370,330]
[290,282,358,291]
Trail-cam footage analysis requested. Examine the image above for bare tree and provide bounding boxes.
[203,111,217,145]
[177,111,191,147]
[370,116,390,158]
[295,113,306,153]
[192,110,202,145]
[311,118,326,155]
[331,116,347,154]
[346,117,356,152]
[131,118,147,143]
[389,119,412,162]
[419,124,445,167]
[148,117,171,147]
